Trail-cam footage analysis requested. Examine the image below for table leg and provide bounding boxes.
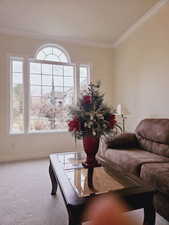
[69,217,81,225]
[87,167,94,189]
[49,162,58,195]
[68,205,84,225]
[143,203,155,225]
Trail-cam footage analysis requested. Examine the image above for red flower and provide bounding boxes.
[109,114,116,128]
[68,117,80,131]
[83,95,92,104]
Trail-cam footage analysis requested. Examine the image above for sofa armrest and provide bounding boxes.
[106,133,139,149]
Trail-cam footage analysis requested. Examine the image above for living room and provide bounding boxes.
[0,0,169,225]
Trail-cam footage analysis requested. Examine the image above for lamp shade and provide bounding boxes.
[116,104,122,115]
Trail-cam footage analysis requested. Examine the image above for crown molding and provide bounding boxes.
[0,27,113,49]
[113,0,169,48]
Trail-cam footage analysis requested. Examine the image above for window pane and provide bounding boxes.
[55,86,63,93]
[54,76,63,86]
[31,96,41,104]
[11,118,24,133]
[64,76,74,86]
[31,86,41,96]
[12,61,22,73]
[80,76,88,90]
[30,97,41,108]
[13,73,23,84]
[45,54,59,62]
[43,47,52,55]
[64,66,73,76]
[30,97,41,116]
[30,74,41,85]
[80,67,87,76]
[59,54,68,63]
[53,65,63,76]
[11,60,24,133]
[42,75,52,86]
[53,48,62,56]
[64,87,74,104]
[30,119,50,131]
[42,64,52,75]
[36,51,45,60]
[42,86,52,96]
[80,66,89,92]
[13,84,23,98]
[30,63,41,74]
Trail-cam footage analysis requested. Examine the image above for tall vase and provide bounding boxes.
[82,135,100,168]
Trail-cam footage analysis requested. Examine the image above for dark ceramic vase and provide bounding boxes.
[82,136,100,168]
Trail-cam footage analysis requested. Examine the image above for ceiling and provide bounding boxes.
[0,0,160,47]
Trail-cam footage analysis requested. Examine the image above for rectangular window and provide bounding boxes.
[9,58,90,133]
[10,58,24,133]
[29,62,75,132]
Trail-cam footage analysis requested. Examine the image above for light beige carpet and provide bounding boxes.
[0,159,168,225]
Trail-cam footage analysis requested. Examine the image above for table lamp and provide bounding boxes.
[116,104,127,133]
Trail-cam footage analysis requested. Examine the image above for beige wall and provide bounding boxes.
[0,33,114,162]
[112,2,169,131]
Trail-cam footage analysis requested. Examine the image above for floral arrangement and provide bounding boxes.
[68,82,121,139]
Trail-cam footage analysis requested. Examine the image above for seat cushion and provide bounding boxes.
[104,149,169,176]
[140,162,169,196]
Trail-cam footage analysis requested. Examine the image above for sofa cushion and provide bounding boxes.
[140,162,169,197]
[136,119,169,157]
[104,149,169,176]
[106,133,138,149]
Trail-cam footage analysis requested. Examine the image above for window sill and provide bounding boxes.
[9,129,69,135]
[9,132,24,136]
[28,129,68,134]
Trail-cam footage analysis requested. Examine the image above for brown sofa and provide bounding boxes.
[99,119,169,221]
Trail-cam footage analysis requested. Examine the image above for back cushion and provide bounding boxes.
[136,119,169,157]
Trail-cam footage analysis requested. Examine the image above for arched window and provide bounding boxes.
[35,45,70,63]
[9,44,90,133]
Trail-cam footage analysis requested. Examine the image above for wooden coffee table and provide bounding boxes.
[49,152,155,225]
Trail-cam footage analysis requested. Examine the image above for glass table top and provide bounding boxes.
[65,167,127,197]
[53,152,136,197]
[54,152,85,169]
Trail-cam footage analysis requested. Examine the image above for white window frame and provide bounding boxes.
[9,45,91,135]
[9,56,25,135]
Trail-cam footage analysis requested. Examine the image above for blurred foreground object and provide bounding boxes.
[84,194,136,225]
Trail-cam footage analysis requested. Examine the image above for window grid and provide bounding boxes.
[36,47,69,63]
[29,60,75,131]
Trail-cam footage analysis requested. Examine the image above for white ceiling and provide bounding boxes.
[0,0,160,46]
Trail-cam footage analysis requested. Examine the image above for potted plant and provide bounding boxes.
[68,82,121,167]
